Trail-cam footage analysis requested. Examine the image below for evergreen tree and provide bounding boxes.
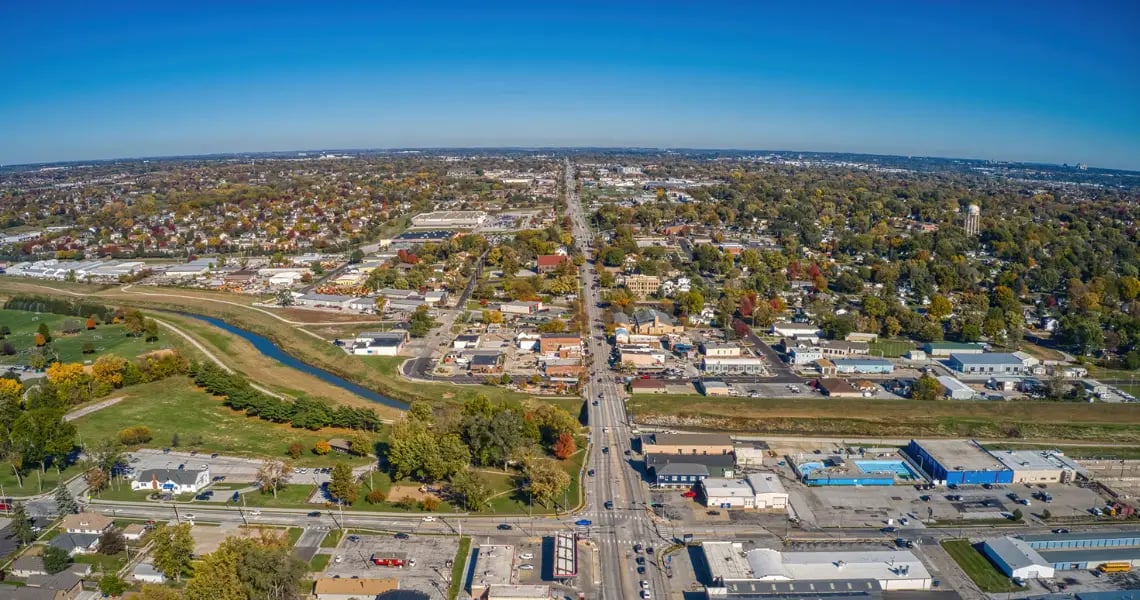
[54,482,79,515]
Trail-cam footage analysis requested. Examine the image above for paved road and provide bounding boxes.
[566,159,670,600]
[733,318,802,383]
[400,251,485,381]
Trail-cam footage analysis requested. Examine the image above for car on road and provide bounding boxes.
[518,564,534,570]
[635,556,645,565]
[602,447,609,454]
[895,538,914,549]
[347,535,360,542]
[637,566,646,574]
[1052,528,1070,534]
[497,523,513,530]
[640,580,650,589]
[881,526,898,533]
[422,516,437,522]
[604,500,614,509]
[250,510,261,517]
[183,514,196,521]
[633,543,643,553]
[395,533,410,540]
[587,469,595,477]
[646,547,654,554]
[641,591,652,599]
[307,511,321,517]
[519,553,533,560]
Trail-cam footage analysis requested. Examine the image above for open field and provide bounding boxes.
[362,356,561,409]
[73,378,380,467]
[868,339,913,358]
[1016,342,1068,362]
[0,279,559,414]
[940,539,1017,592]
[0,307,199,365]
[628,394,1140,442]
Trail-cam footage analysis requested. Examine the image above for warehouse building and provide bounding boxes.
[987,449,1082,484]
[702,543,933,591]
[833,358,894,374]
[948,353,1034,375]
[646,453,736,487]
[981,537,1055,579]
[923,342,985,357]
[936,376,975,400]
[1019,531,1140,570]
[701,472,788,510]
[905,440,1013,485]
[410,210,488,228]
[703,357,765,375]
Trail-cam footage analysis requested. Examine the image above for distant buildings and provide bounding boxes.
[410,210,488,228]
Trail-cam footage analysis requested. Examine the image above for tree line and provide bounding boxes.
[189,362,383,431]
[4,295,115,322]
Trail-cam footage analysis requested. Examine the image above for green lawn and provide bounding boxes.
[0,463,83,498]
[286,527,304,545]
[239,484,318,508]
[362,356,571,409]
[868,339,914,358]
[448,537,470,600]
[0,308,186,365]
[74,551,128,573]
[73,378,379,467]
[309,553,331,572]
[320,529,343,548]
[941,539,1017,592]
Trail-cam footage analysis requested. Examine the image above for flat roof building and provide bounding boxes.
[905,439,1013,486]
[948,353,1032,375]
[703,543,933,591]
[410,210,488,228]
[833,358,894,374]
[923,342,985,357]
[981,537,1055,579]
[987,449,1081,483]
[936,376,975,400]
[640,432,734,455]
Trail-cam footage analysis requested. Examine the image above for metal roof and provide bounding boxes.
[982,537,1049,571]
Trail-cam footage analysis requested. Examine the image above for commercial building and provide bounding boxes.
[701,473,788,510]
[500,300,542,315]
[982,531,1140,573]
[771,322,823,338]
[788,347,822,366]
[132,468,211,494]
[350,331,408,356]
[702,342,743,357]
[702,357,765,375]
[312,577,399,600]
[620,346,667,368]
[410,210,488,228]
[936,376,975,400]
[905,440,1012,485]
[702,543,933,592]
[817,378,863,398]
[640,432,734,456]
[623,274,662,297]
[818,340,870,358]
[538,334,581,355]
[833,358,894,374]
[701,379,732,396]
[792,451,924,486]
[646,453,736,487]
[988,449,1082,484]
[948,352,1035,375]
[923,342,985,357]
[981,537,1055,579]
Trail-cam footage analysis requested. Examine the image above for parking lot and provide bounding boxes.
[325,533,460,598]
[129,449,264,482]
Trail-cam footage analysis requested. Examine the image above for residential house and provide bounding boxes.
[48,533,100,556]
[60,513,114,535]
[23,567,87,599]
[631,308,683,335]
[121,523,147,542]
[132,468,210,494]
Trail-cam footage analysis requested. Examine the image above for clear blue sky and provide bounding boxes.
[2,1,1138,169]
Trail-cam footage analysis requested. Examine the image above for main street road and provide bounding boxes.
[565,159,671,600]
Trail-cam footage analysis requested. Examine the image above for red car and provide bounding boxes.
[681,490,697,498]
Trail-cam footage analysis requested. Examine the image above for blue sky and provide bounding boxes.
[2,1,1138,169]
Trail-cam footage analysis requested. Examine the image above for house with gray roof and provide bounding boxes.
[131,467,210,494]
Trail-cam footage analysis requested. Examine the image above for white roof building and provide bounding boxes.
[982,537,1055,580]
[703,543,932,591]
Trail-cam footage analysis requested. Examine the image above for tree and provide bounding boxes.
[313,440,331,455]
[85,465,110,494]
[153,523,195,581]
[286,442,304,459]
[1011,508,1023,521]
[41,545,71,574]
[9,503,35,546]
[34,332,46,347]
[328,463,358,505]
[185,538,244,600]
[118,425,152,445]
[348,432,373,457]
[135,585,186,600]
[420,496,441,511]
[255,460,293,499]
[93,355,128,388]
[54,482,79,515]
[37,322,51,343]
[482,309,503,324]
[99,572,129,597]
[99,529,127,555]
[1041,508,1052,520]
[366,489,386,504]
[450,468,491,511]
[86,317,97,330]
[929,295,952,320]
[553,433,577,459]
[521,459,570,507]
[912,374,944,402]
[143,319,160,342]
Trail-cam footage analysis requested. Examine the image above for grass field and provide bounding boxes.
[73,378,379,467]
[0,307,193,365]
[362,356,557,409]
[1,463,83,498]
[320,529,343,548]
[309,553,331,572]
[449,537,471,600]
[286,527,303,545]
[868,339,914,358]
[627,394,1140,442]
[941,539,1017,592]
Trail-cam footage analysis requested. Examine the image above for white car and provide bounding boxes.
[640,580,650,589]
[183,514,196,521]
[519,553,534,560]
[334,555,343,564]
[641,591,652,599]
[250,510,261,517]
[422,516,437,522]
[518,564,534,570]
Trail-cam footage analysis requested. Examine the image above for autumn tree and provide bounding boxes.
[912,374,944,402]
[286,442,304,459]
[553,433,577,459]
[92,355,128,389]
[328,463,358,505]
[313,440,331,455]
[929,295,953,320]
[348,432,373,457]
[255,460,293,499]
[520,459,570,507]
[86,316,97,330]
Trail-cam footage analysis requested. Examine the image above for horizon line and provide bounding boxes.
[2,145,1134,175]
